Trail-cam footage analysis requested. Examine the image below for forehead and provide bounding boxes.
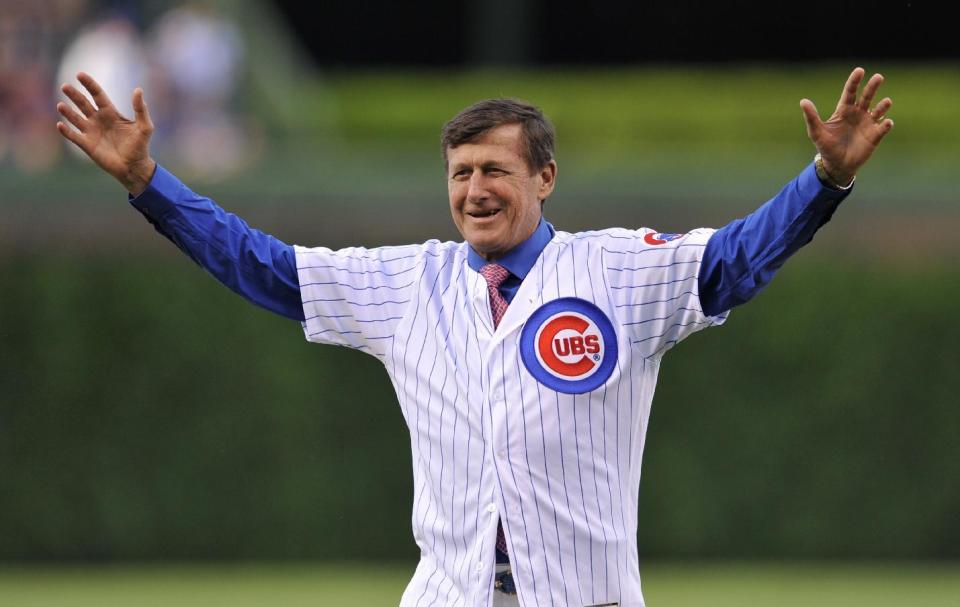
[446,123,526,167]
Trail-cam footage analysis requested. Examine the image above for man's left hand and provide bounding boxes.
[800,67,894,187]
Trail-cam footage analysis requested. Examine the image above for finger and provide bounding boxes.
[57,101,88,132]
[61,83,97,117]
[56,121,89,153]
[871,97,893,121]
[858,73,884,110]
[77,71,115,111]
[837,67,865,111]
[799,98,822,139]
[872,118,894,144]
[132,87,154,131]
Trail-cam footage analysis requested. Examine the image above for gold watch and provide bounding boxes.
[814,153,855,191]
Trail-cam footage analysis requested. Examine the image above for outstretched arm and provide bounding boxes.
[699,67,894,316]
[56,73,304,321]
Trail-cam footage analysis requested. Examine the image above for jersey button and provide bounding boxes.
[486,503,497,513]
[497,450,507,459]
[476,562,484,571]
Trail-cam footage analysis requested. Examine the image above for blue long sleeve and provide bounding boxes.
[698,162,852,317]
[129,162,846,325]
[129,164,305,321]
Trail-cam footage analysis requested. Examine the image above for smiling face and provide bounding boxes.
[447,123,557,261]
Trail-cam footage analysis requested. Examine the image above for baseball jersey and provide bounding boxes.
[294,225,726,606]
[129,162,851,607]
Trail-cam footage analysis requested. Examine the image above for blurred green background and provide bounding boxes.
[1,0,958,604]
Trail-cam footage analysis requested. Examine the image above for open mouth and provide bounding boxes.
[468,209,501,219]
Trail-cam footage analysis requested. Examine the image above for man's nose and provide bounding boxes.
[466,171,489,202]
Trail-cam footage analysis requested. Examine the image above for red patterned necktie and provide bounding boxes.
[480,263,510,329]
[480,263,511,556]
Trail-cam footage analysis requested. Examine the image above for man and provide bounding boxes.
[56,68,893,607]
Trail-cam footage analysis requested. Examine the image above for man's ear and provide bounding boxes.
[538,160,557,201]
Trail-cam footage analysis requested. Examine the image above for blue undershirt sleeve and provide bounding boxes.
[698,162,852,317]
[128,164,305,321]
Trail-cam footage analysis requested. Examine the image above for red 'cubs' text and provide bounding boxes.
[554,335,600,356]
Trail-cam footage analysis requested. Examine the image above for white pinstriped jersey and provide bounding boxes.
[295,226,728,607]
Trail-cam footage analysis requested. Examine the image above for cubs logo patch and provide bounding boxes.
[643,232,683,245]
[520,297,618,394]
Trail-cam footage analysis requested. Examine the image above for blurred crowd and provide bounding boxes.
[1,0,255,180]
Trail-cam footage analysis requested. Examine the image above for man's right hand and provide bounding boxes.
[56,72,157,196]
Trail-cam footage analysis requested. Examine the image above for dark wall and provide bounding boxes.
[275,1,957,67]
[3,254,958,561]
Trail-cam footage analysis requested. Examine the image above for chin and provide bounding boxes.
[467,238,504,259]
[464,230,495,248]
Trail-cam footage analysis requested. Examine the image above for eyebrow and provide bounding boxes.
[449,161,508,174]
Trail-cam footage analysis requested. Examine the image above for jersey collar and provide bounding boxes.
[467,217,554,279]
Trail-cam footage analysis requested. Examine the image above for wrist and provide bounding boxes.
[814,153,855,191]
[124,158,157,196]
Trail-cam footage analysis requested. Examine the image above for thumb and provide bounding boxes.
[799,98,821,141]
[132,87,154,133]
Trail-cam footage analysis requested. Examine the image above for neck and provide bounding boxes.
[477,220,541,262]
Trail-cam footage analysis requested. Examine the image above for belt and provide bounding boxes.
[493,564,517,595]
